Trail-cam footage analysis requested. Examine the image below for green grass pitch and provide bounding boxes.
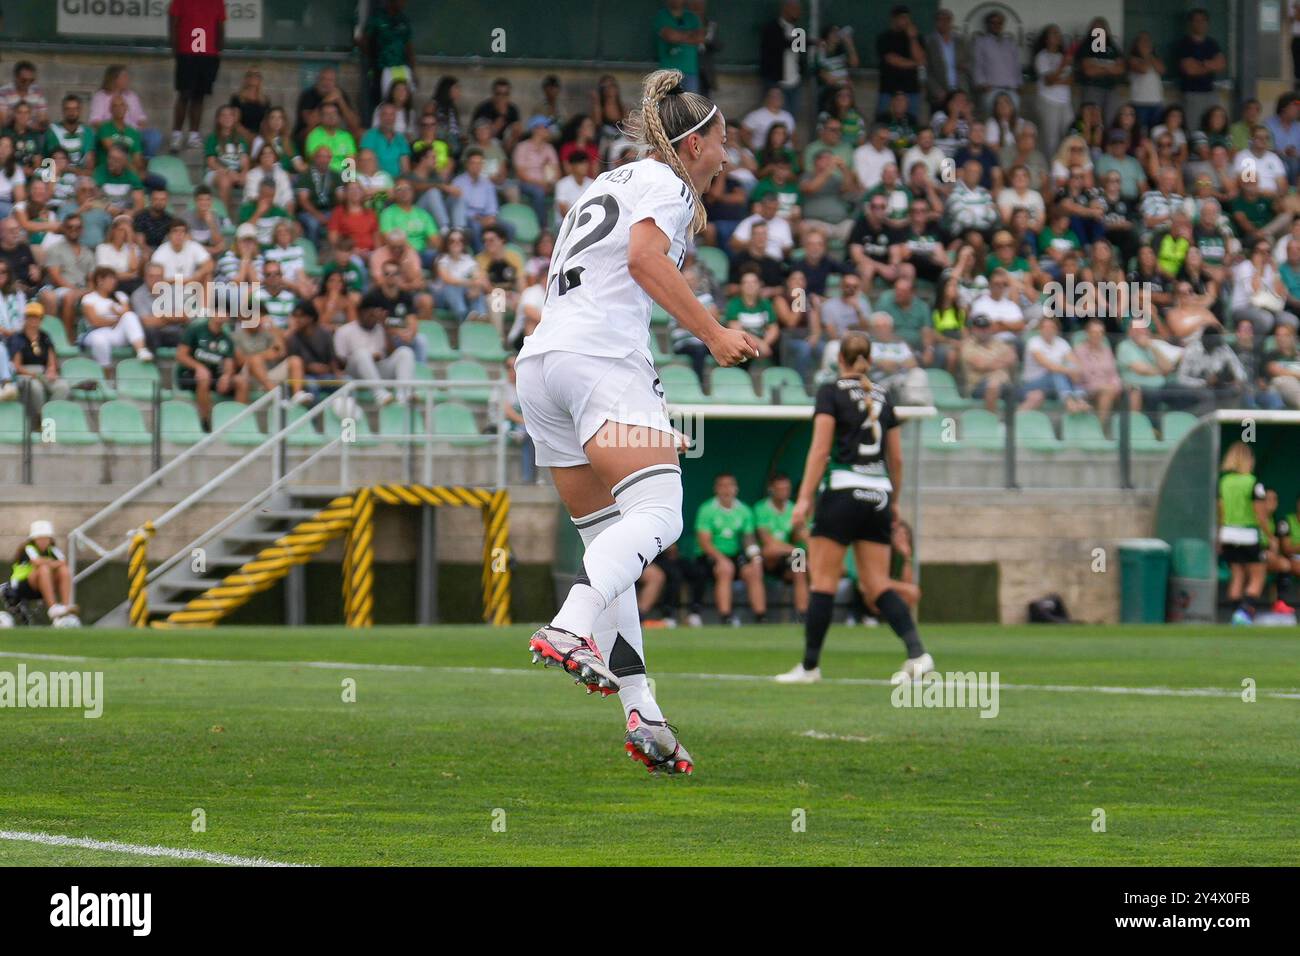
[0,624,1296,866]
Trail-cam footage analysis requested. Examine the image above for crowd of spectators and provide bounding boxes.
[2,1,1300,445]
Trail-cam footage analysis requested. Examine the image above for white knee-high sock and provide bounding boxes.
[551,463,684,639]
[570,502,664,722]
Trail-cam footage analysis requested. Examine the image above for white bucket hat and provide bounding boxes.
[29,520,55,539]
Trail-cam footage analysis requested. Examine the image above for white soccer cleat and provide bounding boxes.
[528,625,620,697]
[624,709,693,776]
[774,663,822,684]
[890,652,935,685]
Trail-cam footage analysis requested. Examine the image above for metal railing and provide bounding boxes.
[67,378,508,589]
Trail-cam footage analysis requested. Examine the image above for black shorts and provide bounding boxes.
[175,366,231,393]
[763,550,803,576]
[9,580,41,603]
[697,553,745,579]
[1222,543,1265,565]
[175,54,221,97]
[812,487,893,546]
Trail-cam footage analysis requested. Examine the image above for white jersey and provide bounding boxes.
[519,158,695,364]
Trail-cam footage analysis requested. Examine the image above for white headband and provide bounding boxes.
[669,105,718,144]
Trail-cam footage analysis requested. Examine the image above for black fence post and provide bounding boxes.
[20,377,32,485]
[1002,381,1018,490]
[151,379,162,473]
[1118,387,1134,490]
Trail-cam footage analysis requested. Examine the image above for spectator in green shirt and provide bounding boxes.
[304,102,357,175]
[94,95,145,172]
[364,0,418,101]
[176,312,247,426]
[204,104,250,213]
[725,270,780,360]
[93,146,145,216]
[237,178,289,248]
[379,180,439,267]
[360,103,411,179]
[695,473,767,625]
[754,473,809,618]
[654,0,706,93]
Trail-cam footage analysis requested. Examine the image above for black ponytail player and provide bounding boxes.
[776,331,935,684]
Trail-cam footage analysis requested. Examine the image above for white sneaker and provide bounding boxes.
[186,131,202,150]
[0,382,17,402]
[170,129,184,152]
[291,390,313,406]
[48,603,68,619]
[890,652,935,685]
[686,613,703,628]
[775,663,822,684]
[136,348,154,362]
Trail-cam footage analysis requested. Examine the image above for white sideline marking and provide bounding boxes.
[799,729,882,743]
[0,650,1297,700]
[0,829,307,867]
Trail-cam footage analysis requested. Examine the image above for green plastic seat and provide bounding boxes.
[646,333,673,365]
[39,399,98,445]
[659,364,707,404]
[1160,410,1199,446]
[160,400,204,444]
[60,356,115,400]
[323,403,373,442]
[1125,412,1164,453]
[418,320,460,361]
[0,400,25,444]
[378,401,426,439]
[958,408,1005,450]
[443,359,494,404]
[98,399,153,445]
[708,366,762,404]
[457,321,507,362]
[147,154,195,195]
[294,238,320,275]
[114,358,166,401]
[925,367,974,408]
[211,401,266,446]
[695,245,729,285]
[650,302,671,326]
[498,203,541,244]
[761,366,811,404]
[41,316,79,358]
[281,403,325,446]
[1062,412,1116,451]
[1014,409,1062,452]
[433,401,486,446]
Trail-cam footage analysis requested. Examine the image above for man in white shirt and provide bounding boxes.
[742,87,796,149]
[969,268,1026,342]
[151,221,213,284]
[1233,125,1290,197]
[853,124,896,192]
[334,291,416,406]
[553,152,594,228]
[729,192,794,260]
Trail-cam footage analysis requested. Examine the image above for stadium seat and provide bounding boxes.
[957,408,1006,450]
[650,302,671,326]
[659,364,707,403]
[1014,410,1062,452]
[323,402,373,441]
[443,359,494,403]
[294,238,321,276]
[761,366,811,404]
[1125,412,1164,453]
[418,321,459,361]
[498,203,540,244]
[695,246,729,286]
[211,401,266,446]
[924,367,974,408]
[282,403,325,446]
[41,316,79,358]
[378,401,426,439]
[0,400,25,444]
[160,400,204,445]
[147,154,195,196]
[1160,410,1199,446]
[433,401,487,446]
[114,358,166,402]
[1062,412,1116,451]
[708,366,762,404]
[98,400,153,446]
[39,399,98,445]
[457,322,507,362]
[60,357,115,401]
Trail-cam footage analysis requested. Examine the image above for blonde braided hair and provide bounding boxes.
[622,69,720,235]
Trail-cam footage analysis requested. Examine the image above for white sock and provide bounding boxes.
[567,502,663,723]
[551,464,683,637]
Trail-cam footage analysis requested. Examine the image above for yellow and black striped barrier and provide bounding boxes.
[150,486,510,629]
[127,521,154,628]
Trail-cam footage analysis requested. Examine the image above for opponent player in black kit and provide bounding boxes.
[776,331,935,684]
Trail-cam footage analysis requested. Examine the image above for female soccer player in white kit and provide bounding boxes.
[516,70,758,775]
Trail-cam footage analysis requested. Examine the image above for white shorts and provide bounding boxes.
[515,350,673,468]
